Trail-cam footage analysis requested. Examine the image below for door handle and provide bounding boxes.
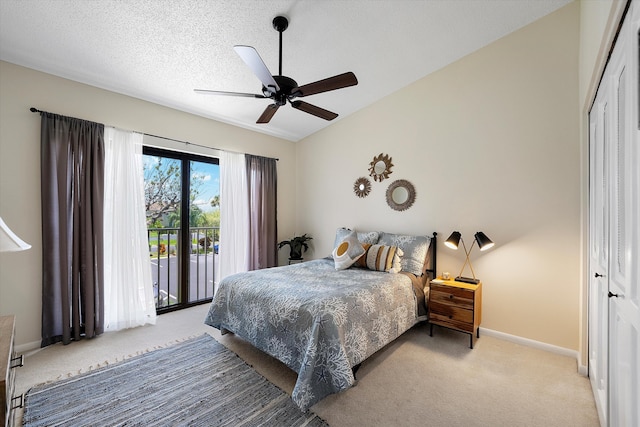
[608,291,621,298]
[595,272,605,278]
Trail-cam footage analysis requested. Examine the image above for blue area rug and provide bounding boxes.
[23,334,329,426]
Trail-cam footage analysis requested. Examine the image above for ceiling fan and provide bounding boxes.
[194,16,358,124]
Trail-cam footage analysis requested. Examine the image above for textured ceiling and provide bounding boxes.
[0,0,572,141]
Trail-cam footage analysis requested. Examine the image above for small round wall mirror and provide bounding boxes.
[386,179,416,211]
[368,153,393,182]
[353,177,371,198]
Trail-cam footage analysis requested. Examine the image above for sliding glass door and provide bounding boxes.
[143,147,220,313]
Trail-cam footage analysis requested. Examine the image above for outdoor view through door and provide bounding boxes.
[143,147,220,312]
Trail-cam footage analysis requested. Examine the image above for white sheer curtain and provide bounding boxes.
[220,151,250,280]
[103,127,157,331]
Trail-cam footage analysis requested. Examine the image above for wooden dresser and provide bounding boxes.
[1,315,22,427]
[428,279,482,348]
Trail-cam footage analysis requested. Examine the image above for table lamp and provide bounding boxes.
[0,217,31,252]
[444,231,494,284]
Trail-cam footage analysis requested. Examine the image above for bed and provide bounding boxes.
[205,229,437,410]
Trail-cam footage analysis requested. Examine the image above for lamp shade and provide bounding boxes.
[474,231,494,251]
[444,231,461,250]
[0,217,31,252]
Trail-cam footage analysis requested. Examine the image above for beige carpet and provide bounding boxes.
[15,305,598,426]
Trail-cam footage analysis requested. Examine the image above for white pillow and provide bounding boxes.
[332,230,366,270]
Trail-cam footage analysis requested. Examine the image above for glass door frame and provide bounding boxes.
[143,145,219,313]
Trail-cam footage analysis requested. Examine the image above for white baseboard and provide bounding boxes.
[481,327,586,376]
[16,340,42,354]
[577,363,588,376]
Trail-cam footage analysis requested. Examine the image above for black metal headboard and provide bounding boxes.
[423,232,438,279]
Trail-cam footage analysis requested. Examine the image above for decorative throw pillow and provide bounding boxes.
[332,230,366,270]
[378,232,431,276]
[353,243,372,269]
[333,227,380,248]
[360,244,403,273]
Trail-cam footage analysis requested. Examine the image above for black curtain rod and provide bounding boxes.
[30,107,279,161]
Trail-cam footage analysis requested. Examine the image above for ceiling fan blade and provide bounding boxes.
[291,101,338,121]
[295,72,358,97]
[257,104,280,124]
[234,45,280,94]
[194,89,267,98]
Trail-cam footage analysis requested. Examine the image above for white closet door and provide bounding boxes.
[607,2,640,425]
[589,81,609,426]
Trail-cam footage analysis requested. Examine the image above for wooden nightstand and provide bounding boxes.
[428,278,482,348]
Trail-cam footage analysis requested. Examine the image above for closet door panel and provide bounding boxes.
[588,88,609,426]
[607,2,640,425]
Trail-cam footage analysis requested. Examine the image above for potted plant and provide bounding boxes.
[278,234,312,260]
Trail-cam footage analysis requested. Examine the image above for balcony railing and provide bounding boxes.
[148,226,219,310]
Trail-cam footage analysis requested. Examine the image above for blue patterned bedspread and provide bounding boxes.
[204,258,419,410]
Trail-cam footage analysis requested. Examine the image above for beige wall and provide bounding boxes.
[0,61,297,347]
[297,3,581,350]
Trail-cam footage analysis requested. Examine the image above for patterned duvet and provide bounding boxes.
[204,258,420,410]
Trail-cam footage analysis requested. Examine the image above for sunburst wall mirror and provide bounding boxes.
[386,179,416,211]
[368,153,393,182]
[353,177,371,198]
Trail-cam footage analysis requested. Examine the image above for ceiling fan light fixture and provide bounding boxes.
[275,94,287,106]
[195,15,358,124]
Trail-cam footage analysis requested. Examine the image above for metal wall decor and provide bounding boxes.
[386,179,416,211]
[353,177,371,198]
[368,153,393,182]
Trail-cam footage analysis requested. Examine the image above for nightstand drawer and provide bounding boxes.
[430,285,474,309]
[428,279,482,348]
[430,313,475,333]
[429,301,473,324]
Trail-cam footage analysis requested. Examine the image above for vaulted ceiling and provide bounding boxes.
[0,0,572,141]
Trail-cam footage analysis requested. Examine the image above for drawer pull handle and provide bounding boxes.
[448,315,453,319]
[11,393,24,409]
[11,354,24,368]
[449,295,453,299]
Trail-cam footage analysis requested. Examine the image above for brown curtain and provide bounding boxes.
[245,154,277,270]
[40,112,105,347]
